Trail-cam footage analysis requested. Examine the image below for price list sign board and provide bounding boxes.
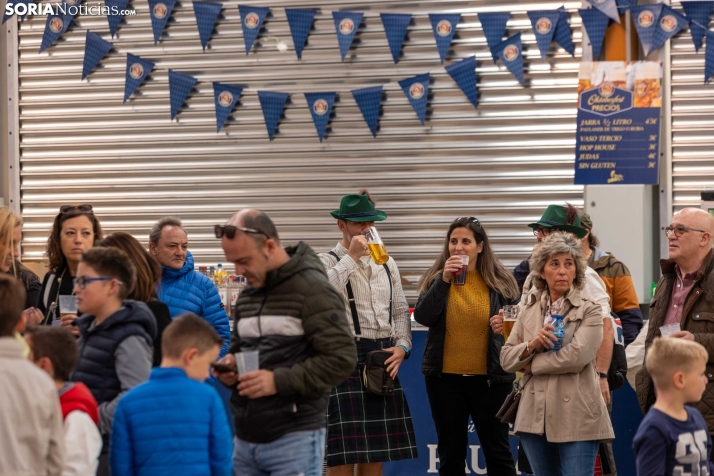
[574,61,662,185]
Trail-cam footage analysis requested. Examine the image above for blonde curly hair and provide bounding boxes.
[528,231,586,291]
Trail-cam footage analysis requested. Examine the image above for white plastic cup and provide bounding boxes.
[235,350,260,375]
[58,295,78,316]
[660,323,681,337]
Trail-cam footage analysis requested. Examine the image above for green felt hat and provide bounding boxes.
[528,205,588,238]
[330,194,387,222]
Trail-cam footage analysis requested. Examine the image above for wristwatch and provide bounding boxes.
[598,372,608,379]
[398,345,411,360]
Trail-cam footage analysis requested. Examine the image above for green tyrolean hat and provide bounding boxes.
[330,194,387,222]
[528,205,588,238]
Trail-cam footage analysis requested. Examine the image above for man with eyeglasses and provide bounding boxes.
[213,209,356,476]
[637,208,714,450]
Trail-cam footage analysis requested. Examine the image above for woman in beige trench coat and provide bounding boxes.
[498,232,614,476]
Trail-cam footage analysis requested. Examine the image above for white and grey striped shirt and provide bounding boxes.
[319,242,412,350]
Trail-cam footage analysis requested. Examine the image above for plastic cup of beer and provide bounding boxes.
[363,226,389,265]
[59,295,78,317]
[235,350,259,375]
[453,255,469,286]
[502,305,518,341]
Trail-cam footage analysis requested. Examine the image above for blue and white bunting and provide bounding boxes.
[332,11,363,61]
[257,91,289,141]
[398,73,430,125]
[105,0,130,37]
[493,32,525,85]
[168,70,197,120]
[39,9,73,53]
[554,7,575,56]
[148,0,176,44]
[3,0,33,23]
[351,86,382,137]
[706,30,714,84]
[213,82,243,132]
[124,53,154,102]
[380,13,411,63]
[585,0,620,23]
[286,9,316,59]
[238,5,269,55]
[579,8,610,60]
[478,12,510,63]
[428,13,460,64]
[193,1,222,50]
[650,5,689,54]
[681,1,713,52]
[304,92,336,142]
[445,56,478,108]
[527,10,561,60]
[630,4,664,56]
[615,0,637,6]
[82,30,112,80]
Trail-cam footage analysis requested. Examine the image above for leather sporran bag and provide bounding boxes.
[363,350,394,396]
[496,375,531,425]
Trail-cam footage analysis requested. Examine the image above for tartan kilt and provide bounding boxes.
[325,338,418,467]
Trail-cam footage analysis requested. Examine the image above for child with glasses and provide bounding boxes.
[69,247,156,476]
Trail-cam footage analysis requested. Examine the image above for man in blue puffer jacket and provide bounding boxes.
[149,217,230,358]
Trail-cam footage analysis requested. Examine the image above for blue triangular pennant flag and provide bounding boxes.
[304,92,336,142]
[238,5,268,55]
[585,0,620,23]
[398,73,430,125]
[39,9,73,53]
[124,53,154,102]
[579,8,610,60]
[615,0,637,7]
[478,12,510,63]
[428,13,460,64]
[494,32,525,85]
[3,0,32,23]
[193,1,222,50]
[351,86,382,137]
[285,9,316,60]
[332,11,362,61]
[63,0,83,17]
[148,0,176,44]
[630,4,664,56]
[82,31,112,80]
[105,0,130,38]
[380,13,411,63]
[213,82,243,132]
[527,10,561,60]
[681,1,713,52]
[257,91,289,140]
[650,5,689,54]
[554,6,575,56]
[168,70,198,120]
[445,56,478,108]
[706,30,714,84]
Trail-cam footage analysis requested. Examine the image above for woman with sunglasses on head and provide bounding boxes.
[38,205,103,332]
[414,217,520,476]
[97,232,171,366]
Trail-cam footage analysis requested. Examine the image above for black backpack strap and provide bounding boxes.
[382,263,393,326]
[328,251,361,338]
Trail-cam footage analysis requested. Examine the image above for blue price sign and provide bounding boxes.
[574,61,662,185]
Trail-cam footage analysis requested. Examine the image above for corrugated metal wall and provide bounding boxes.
[670,1,714,211]
[15,0,584,302]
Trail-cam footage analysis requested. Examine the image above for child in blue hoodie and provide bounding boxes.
[69,247,156,475]
[110,313,232,476]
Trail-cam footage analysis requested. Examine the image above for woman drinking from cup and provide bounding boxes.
[38,205,103,333]
[414,217,520,476]
[499,232,613,476]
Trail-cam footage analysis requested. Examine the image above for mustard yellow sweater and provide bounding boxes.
[442,270,491,375]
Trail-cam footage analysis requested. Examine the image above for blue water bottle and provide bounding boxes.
[550,315,565,351]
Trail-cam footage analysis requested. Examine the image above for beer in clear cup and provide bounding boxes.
[453,255,469,286]
[363,226,389,265]
[502,305,518,341]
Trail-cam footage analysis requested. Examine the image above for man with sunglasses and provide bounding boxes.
[637,208,714,450]
[213,209,356,476]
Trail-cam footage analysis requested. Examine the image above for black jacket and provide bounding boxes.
[229,241,357,443]
[146,298,172,367]
[414,275,516,383]
[7,262,41,309]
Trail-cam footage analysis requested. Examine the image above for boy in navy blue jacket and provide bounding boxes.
[111,313,232,476]
[633,337,714,476]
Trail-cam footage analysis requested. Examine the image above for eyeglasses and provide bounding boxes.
[533,227,552,237]
[665,224,707,238]
[214,224,269,240]
[454,217,481,227]
[60,204,93,214]
[73,276,122,290]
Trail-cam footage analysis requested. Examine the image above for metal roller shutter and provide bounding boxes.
[15,0,584,302]
[670,1,714,212]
